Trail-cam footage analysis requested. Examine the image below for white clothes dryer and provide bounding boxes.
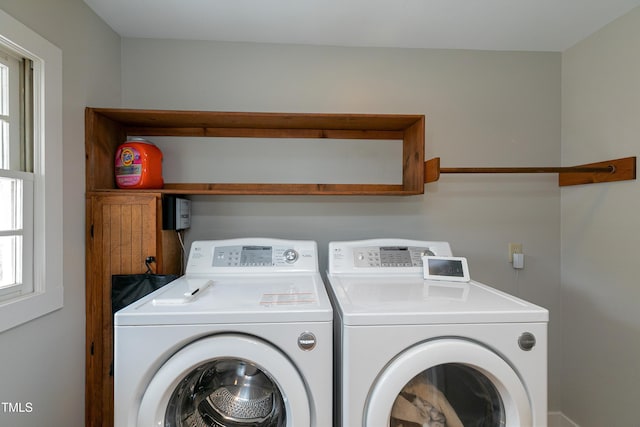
[114,238,333,427]
[326,239,548,427]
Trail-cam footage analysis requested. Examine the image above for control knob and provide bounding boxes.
[283,249,299,263]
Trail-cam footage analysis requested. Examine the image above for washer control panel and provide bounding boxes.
[212,245,299,267]
[187,238,318,274]
[329,239,453,274]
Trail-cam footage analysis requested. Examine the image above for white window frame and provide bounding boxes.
[0,50,21,169]
[0,9,63,333]
[0,44,29,300]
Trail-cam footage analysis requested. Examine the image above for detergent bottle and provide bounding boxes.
[115,137,164,189]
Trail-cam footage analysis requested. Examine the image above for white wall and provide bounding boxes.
[122,39,564,409]
[0,1,120,426]
[561,6,640,427]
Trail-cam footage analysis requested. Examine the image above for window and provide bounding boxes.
[0,45,31,301]
[0,10,63,332]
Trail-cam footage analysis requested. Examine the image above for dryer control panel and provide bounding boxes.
[329,239,453,274]
[187,238,318,274]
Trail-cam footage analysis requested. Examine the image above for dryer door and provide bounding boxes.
[365,339,532,427]
[137,334,310,427]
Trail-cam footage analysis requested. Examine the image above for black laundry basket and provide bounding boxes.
[110,272,179,376]
[111,273,179,313]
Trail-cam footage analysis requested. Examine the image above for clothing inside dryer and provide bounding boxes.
[390,363,505,427]
[164,358,286,427]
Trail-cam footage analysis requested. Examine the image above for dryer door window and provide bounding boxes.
[390,363,504,427]
[366,339,532,427]
[137,334,311,427]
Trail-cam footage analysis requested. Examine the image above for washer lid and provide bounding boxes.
[115,273,332,326]
[327,274,548,325]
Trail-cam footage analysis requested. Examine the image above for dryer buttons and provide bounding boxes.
[518,332,537,351]
[298,332,317,351]
[283,249,299,263]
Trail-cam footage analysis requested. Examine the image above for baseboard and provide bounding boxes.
[548,412,580,427]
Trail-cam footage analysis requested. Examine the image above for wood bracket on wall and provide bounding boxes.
[424,156,636,187]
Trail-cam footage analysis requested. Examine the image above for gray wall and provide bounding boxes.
[0,1,120,426]
[11,2,639,422]
[561,7,640,427]
[122,39,563,409]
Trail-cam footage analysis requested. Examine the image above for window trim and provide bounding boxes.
[0,9,63,332]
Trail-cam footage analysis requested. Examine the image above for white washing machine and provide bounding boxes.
[114,238,333,427]
[326,239,549,427]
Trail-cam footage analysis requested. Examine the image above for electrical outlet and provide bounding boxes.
[508,243,523,263]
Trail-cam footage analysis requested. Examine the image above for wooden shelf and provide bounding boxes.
[86,108,426,196]
[91,184,411,196]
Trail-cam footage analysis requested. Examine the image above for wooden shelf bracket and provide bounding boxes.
[424,156,636,187]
